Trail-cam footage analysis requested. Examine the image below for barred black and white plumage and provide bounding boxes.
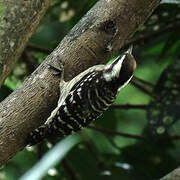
[28,46,136,145]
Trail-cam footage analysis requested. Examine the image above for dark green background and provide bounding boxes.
[0,0,180,179]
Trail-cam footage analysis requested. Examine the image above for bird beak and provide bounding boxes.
[126,45,133,54]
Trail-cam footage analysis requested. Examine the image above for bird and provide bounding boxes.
[27,46,136,145]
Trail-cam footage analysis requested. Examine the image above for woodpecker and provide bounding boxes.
[28,46,136,145]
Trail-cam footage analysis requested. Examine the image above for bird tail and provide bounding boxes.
[27,124,54,146]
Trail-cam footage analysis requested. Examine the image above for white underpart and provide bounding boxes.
[64,106,70,116]
[118,75,133,92]
[103,55,125,82]
[58,116,65,124]
[62,101,66,106]
[77,91,82,99]
[69,94,74,102]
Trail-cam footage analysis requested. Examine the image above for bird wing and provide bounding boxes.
[45,64,105,124]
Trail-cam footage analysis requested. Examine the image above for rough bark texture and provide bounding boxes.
[0,0,161,166]
[160,167,180,180]
[0,0,51,87]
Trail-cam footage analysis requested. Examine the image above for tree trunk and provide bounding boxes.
[0,0,161,166]
[0,0,51,86]
[160,167,180,180]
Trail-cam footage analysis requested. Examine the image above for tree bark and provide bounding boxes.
[0,0,161,166]
[160,167,180,180]
[0,0,51,87]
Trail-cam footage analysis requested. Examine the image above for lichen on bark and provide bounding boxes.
[0,0,51,86]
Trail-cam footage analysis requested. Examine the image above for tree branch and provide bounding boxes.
[0,0,51,87]
[89,126,146,140]
[22,51,37,74]
[125,21,180,48]
[26,43,53,54]
[62,159,79,180]
[90,126,180,142]
[131,81,157,99]
[111,103,149,110]
[0,0,161,166]
[133,76,155,87]
[160,166,180,180]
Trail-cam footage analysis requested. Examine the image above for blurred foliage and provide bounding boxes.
[0,0,180,180]
[147,58,180,136]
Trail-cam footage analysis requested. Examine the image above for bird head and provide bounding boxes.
[103,45,136,88]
